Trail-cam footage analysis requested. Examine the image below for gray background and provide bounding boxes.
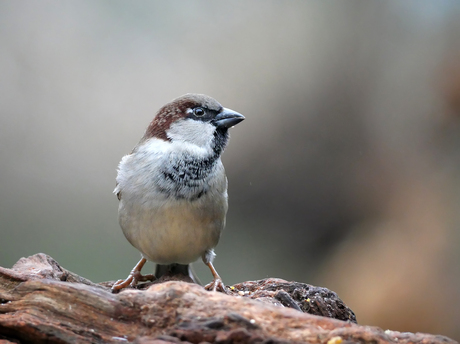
[1,1,460,340]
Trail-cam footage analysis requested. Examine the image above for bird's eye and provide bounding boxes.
[193,107,205,117]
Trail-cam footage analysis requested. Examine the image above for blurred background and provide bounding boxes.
[1,0,460,340]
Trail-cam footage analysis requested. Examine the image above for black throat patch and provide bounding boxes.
[159,128,229,200]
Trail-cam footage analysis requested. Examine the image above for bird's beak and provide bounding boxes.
[213,108,245,128]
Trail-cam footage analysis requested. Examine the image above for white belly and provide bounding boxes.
[118,190,227,264]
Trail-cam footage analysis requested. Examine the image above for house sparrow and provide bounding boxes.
[111,94,244,293]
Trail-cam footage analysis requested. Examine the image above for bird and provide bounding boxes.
[111,93,244,293]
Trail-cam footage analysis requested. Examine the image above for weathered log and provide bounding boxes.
[0,253,456,344]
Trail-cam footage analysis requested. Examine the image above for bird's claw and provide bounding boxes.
[111,270,155,292]
[204,278,228,294]
[111,277,133,291]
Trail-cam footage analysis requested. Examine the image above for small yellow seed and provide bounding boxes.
[327,336,343,344]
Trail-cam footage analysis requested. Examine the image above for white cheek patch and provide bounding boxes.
[167,118,215,147]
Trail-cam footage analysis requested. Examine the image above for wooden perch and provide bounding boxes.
[0,254,456,344]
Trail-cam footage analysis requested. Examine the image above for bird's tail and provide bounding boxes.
[154,263,201,285]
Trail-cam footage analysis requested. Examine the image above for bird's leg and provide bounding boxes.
[202,250,227,293]
[111,257,155,292]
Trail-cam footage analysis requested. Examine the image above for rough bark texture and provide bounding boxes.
[0,254,456,344]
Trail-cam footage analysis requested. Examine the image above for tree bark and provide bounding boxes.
[0,253,456,344]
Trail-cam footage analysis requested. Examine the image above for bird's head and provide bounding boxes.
[141,94,244,150]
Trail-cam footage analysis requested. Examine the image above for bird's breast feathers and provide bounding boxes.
[115,137,228,264]
[115,137,227,204]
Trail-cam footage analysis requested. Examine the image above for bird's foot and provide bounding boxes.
[204,277,228,294]
[111,270,156,292]
[111,258,155,292]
